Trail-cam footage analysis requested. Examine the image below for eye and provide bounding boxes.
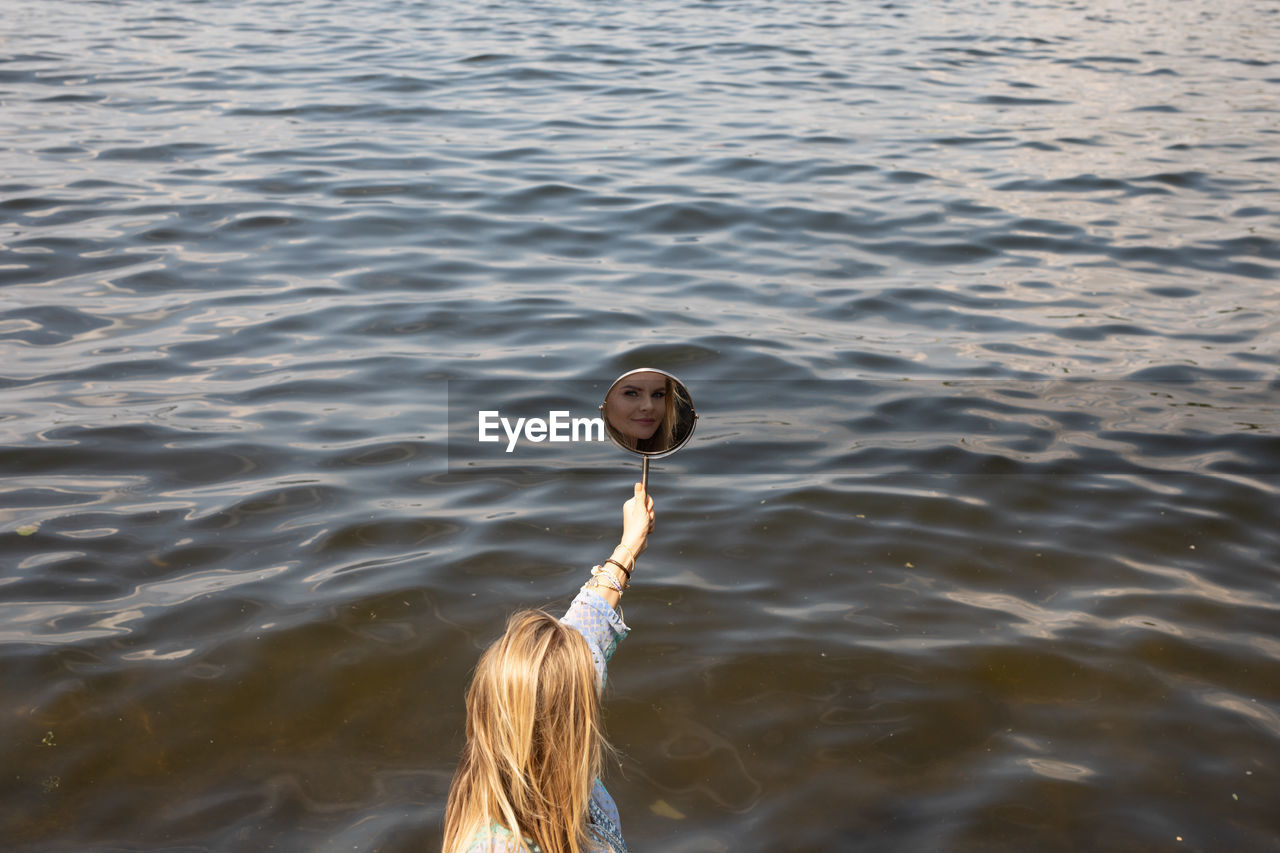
[652,391,666,399]
[623,389,639,397]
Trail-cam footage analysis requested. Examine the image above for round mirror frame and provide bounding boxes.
[599,367,698,459]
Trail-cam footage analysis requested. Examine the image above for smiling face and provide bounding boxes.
[604,372,668,445]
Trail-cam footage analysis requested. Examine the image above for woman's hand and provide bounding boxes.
[620,483,655,560]
[587,484,654,609]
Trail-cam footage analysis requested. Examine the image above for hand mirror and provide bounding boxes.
[599,368,697,490]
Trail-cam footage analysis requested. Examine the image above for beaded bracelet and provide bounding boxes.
[604,562,632,590]
[595,565,626,592]
[591,564,627,592]
[583,577,617,595]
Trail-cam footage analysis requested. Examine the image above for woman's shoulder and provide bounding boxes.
[463,821,615,853]
[464,823,541,853]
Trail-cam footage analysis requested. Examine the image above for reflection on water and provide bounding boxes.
[2,0,1278,849]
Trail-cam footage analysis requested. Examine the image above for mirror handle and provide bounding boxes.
[642,456,650,493]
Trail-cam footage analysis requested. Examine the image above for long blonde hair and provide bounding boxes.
[443,610,604,853]
[646,376,692,453]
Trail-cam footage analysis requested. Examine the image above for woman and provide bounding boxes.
[443,483,655,853]
[602,371,690,454]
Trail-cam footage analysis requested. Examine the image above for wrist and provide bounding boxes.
[590,564,628,593]
[617,539,643,562]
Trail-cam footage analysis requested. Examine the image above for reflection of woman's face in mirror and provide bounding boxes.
[602,368,696,458]
[604,372,669,447]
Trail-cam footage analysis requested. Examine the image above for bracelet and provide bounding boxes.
[595,564,628,591]
[583,578,612,594]
[585,572,623,595]
[604,558,632,579]
[592,564,628,592]
[614,542,636,570]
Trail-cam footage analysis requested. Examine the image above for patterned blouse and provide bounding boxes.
[464,587,630,853]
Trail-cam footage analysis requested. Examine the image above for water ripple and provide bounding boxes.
[3,0,1280,849]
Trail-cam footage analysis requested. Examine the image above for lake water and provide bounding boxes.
[2,0,1278,850]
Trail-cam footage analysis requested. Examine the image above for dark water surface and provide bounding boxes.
[3,0,1279,849]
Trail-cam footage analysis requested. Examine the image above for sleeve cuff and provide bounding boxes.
[561,586,630,689]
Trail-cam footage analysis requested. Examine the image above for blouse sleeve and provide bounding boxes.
[560,586,630,690]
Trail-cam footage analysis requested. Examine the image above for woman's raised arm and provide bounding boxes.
[586,483,654,610]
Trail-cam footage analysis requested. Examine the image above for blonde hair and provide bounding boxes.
[443,610,604,853]
[647,376,692,453]
[653,377,677,452]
